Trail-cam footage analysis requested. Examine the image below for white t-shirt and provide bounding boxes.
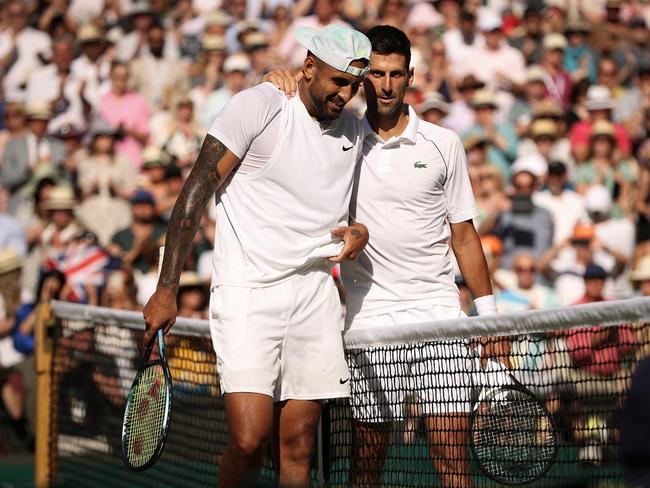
[342,107,478,323]
[208,82,365,286]
[533,189,586,246]
[0,27,52,101]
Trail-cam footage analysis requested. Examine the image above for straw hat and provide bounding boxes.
[418,92,449,115]
[457,74,485,91]
[631,255,650,282]
[543,33,568,51]
[533,99,564,118]
[202,34,226,52]
[463,133,489,151]
[179,271,209,289]
[471,89,497,109]
[44,186,77,210]
[142,146,168,168]
[204,10,232,27]
[0,249,23,275]
[530,119,558,139]
[244,31,269,50]
[77,23,105,44]
[590,120,615,139]
[25,102,53,121]
[526,65,546,83]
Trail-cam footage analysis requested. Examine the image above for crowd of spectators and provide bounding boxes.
[1,0,650,463]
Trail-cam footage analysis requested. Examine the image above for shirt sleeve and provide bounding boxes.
[208,83,285,159]
[444,132,479,223]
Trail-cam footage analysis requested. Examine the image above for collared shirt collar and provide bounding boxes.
[363,105,419,147]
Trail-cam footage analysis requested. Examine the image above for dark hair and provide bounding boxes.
[365,25,411,69]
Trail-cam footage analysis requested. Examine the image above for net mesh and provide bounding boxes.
[46,298,650,487]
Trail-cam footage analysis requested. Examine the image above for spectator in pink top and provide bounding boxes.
[99,62,150,169]
[567,264,635,377]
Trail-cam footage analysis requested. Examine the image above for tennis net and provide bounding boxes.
[41,297,650,487]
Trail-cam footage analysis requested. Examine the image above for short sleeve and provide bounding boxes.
[444,133,479,223]
[208,83,285,160]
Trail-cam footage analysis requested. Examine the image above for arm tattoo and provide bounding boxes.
[158,134,227,292]
[351,229,362,240]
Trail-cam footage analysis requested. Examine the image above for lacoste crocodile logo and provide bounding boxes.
[414,161,427,168]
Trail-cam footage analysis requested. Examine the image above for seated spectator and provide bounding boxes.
[481,156,553,268]
[188,35,227,122]
[463,89,519,180]
[99,62,150,169]
[101,269,138,311]
[152,98,203,169]
[495,252,559,314]
[540,34,572,110]
[108,190,166,275]
[0,103,26,164]
[540,222,626,306]
[533,161,586,246]
[575,121,637,202]
[569,85,631,163]
[39,186,83,261]
[444,74,482,135]
[71,23,111,113]
[564,19,597,84]
[25,35,85,136]
[508,65,548,137]
[630,254,650,297]
[471,162,509,233]
[177,272,209,319]
[417,92,449,127]
[1,104,68,208]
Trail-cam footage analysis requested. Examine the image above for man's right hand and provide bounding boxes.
[263,69,303,97]
[143,287,178,346]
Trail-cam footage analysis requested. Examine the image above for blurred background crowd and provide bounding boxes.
[1,0,650,463]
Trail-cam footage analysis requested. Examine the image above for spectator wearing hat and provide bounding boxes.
[445,74,483,134]
[200,53,252,128]
[585,185,635,299]
[517,118,561,163]
[189,35,227,116]
[463,89,518,180]
[0,196,27,259]
[245,31,275,83]
[108,190,167,275]
[0,103,26,164]
[471,162,510,238]
[71,23,111,112]
[177,271,209,319]
[596,56,628,105]
[541,33,572,110]
[630,254,650,297]
[99,62,150,169]
[618,65,650,142]
[569,85,631,162]
[480,157,553,269]
[1,103,68,201]
[25,35,86,137]
[509,65,549,136]
[116,1,180,62]
[39,186,84,261]
[415,39,454,104]
[628,17,650,74]
[533,161,586,246]
[101,269,138,310]
[0,0,52,102]
[454,11,526,92]
[575,121,637,205]
[139,146,171,206]
[563,19,597,84]
[417,92,449,126]
[130,23,190,112]
[540,222,624,305]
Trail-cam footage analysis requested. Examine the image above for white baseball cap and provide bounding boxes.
[295,24,371,77]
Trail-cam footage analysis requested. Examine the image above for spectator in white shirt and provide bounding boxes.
[25,35,85,135]
[0,0,52,102]
[71,23,111,112]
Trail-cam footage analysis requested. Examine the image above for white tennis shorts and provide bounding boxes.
[348,305,474,422]
[209,266,350,402]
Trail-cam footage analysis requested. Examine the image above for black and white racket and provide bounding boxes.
[469,359,558,485]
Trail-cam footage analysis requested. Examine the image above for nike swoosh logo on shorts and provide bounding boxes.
[339,377,350,384]
[342,145,353,151]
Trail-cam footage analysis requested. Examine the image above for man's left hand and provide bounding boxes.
[329,222,369,263]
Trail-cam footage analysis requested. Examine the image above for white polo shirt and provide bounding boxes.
[208,83,365,286]
[341,106,478,324]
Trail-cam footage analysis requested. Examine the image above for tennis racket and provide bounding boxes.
[469,359,558,485]
[121,328,173,471]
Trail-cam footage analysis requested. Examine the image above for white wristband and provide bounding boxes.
[474,294,498,316]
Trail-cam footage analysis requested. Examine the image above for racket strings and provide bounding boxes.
[124,363,168,468]
[474,390,556,483]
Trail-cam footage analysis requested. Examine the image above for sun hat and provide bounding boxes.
[44,186,77,210]
[630,255,650,282]
[0,249,23,275]
[418,92,449,115]
[295,24,371,77]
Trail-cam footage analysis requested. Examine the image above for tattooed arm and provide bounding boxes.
[143,135,239,344]
[328,219,369,263]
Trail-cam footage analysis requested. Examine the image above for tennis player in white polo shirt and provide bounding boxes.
[343,26,500,487]
[264,24,503,486]
[143,25,371,487]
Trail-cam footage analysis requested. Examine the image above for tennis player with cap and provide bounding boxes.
[266,25,503,487]
[143,25,371,486]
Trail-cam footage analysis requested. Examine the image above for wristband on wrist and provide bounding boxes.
[474,294,497,316]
